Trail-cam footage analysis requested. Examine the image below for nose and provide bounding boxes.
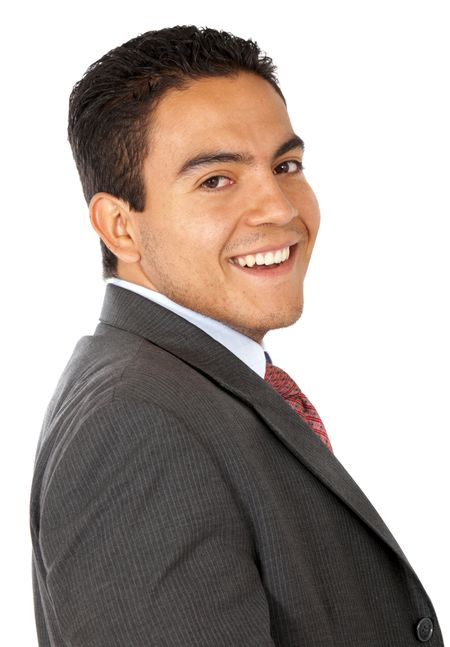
[242,172,298,226]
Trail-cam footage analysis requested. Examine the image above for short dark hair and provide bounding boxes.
[68,25,285,279]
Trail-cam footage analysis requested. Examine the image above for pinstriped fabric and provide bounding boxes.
[29,285,445,646]
[32,398,276,646]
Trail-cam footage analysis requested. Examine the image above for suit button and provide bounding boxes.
[416,617,434,642]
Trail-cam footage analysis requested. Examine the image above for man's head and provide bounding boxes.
[69,26,320,342]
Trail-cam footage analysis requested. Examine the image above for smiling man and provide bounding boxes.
[30,26,443,647]
[90,72,317,341]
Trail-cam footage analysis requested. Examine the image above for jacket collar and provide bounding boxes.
[100,283,408,565]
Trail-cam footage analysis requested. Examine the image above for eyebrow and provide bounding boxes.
[176,134,305,179]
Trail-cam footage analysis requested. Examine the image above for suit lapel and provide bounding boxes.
[100,284,408,566]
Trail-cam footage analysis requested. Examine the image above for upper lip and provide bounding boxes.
[229,240,299,260]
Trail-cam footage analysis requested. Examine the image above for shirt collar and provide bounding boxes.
[106,278,269,378]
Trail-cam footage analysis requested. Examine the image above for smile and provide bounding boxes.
[228,243,299,277]
[229,244,291,268]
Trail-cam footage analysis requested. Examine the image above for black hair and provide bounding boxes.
[68,25,284,278]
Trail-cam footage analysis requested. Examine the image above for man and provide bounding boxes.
[30,25,444,646]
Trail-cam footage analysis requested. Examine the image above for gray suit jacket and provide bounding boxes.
[30,284,444,646]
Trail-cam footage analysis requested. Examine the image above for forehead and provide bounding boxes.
[147,72,294,164]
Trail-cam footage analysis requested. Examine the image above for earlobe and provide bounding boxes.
[89,193,141,264]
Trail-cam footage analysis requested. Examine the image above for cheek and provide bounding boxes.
[182,200,235,249]
[298,184,320,232]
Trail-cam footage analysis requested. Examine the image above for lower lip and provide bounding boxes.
[228,244,298,279]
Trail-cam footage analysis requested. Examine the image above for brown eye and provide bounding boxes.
[200,175,232,190]
[274,160,304,174]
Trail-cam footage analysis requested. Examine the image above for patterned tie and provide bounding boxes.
[264,352,333,452]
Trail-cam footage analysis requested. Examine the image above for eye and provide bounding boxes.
[274,160,304,175]
[200,175,233,190]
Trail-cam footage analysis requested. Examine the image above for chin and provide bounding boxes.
[233,304,304,341]
[267,307,303,331]
[265,297,304,326]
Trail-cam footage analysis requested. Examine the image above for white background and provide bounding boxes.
[2,0,449,643]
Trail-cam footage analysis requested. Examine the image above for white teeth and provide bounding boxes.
[232,245,291,268]
[264,252,274,265]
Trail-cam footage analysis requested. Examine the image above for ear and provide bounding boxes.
[89,193,141,264]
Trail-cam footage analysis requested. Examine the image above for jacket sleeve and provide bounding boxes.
[38,398,276,646]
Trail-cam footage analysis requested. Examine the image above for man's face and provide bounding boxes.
[128,72,320,342]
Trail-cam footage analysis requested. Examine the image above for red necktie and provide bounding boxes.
[264,359,333,453]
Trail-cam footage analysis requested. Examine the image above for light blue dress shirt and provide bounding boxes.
[106,278,270,379]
